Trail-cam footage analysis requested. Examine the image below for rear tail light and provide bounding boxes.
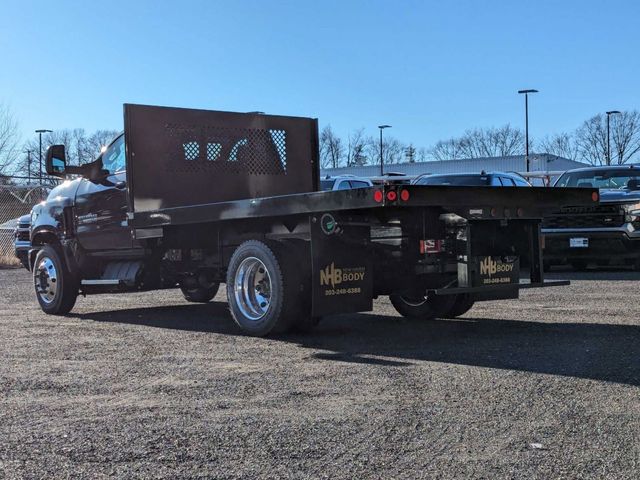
[373,190,384,203]
[400,189,410,202]
[420,239,444,254]
[386,190,397,202]
[592,191,599,202]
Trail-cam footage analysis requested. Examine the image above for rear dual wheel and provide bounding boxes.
[226,240,307,336]
[390,292,475,320]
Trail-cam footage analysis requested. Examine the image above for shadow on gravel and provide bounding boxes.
[75,303,640,386]
[73,302,239,334]
[546,269,640,282]
[301,314,640,386]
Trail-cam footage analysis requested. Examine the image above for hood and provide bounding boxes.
[46,178,82,202]
[598,188,640,204]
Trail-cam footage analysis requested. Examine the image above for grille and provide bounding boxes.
[165,124,287,175]
[16,230,29,241]
[543,204,625,229]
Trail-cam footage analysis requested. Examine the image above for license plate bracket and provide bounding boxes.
[570,237,589,248]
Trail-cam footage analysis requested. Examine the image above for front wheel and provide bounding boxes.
[389,292,455,320]
[33,245,78,315]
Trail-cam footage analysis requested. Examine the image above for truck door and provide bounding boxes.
[74,134,132,251]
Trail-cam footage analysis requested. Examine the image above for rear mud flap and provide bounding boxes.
[310,214,373,317]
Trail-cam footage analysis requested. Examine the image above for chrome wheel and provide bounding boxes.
[35,256,58,304]
[234,257,272,321]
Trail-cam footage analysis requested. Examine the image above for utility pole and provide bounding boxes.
[606,110,621,165]
[517,89,538,172]
[25,150,33,184]
[35,129,53,185]
[378,125,391,175]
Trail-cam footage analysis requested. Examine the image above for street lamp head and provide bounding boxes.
[518,89,538,94]
[378,124,392,129]
[35,129,53,134]
[606,110,621,115]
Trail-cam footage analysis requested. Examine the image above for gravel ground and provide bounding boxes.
[1,267,639,479]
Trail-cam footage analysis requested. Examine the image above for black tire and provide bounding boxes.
[180,283,220,303]
[226,240,303,336]
[570,260,588,271]
[389,292,456,320]
[442,294,475,318]
[33,245,78,315]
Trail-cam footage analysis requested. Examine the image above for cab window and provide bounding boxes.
[101,135,126,174]
[500,177,516,186]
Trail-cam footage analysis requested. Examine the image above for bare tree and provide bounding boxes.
[346,128,371,166]
[0,104,20,175]
[319,125,345,168]
[538,133,580,161]
[574,111,640,165]
[430,125,524,160]
[15,128,119,182]
[611,111,640,164]
[575,115,608,165]
[430,138,465,161]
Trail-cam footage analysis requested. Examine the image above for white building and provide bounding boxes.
[321,153,587,179]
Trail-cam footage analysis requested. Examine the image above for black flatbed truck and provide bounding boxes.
[31,104,599,336]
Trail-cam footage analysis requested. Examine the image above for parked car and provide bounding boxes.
[412,171,531,187]
[13,214,31,269]
[370,172,415,186]
[542,164,640,270]
[320,175,373,191]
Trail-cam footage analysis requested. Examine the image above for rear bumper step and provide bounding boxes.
[432,279,569,296]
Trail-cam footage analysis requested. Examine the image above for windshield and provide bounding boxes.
[415,175,490,186]
[320,179,336,190]
[555,169,640,190]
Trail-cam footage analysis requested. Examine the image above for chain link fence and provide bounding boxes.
[0,185,50,263]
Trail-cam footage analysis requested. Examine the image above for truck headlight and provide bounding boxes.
[624,203,640,228]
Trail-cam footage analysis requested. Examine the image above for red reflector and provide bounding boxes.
[400,189,410,201]
[386,190,397,201]
[373,190,384,203]
[592,191,599,202]
[490,207,497,217]
[420,239,444,254]
[517,207,524,217]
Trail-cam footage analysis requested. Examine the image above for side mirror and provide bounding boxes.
[45,145,67,177]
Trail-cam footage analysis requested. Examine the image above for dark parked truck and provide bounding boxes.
[542,165,640,270]
[29,104,597,336]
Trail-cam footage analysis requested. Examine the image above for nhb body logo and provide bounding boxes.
[320,263,365,288]
[479,256,514,277]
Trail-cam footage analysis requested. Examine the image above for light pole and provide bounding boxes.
[606,110,621,165]
[378,125,391,175]
[35,129,52,184]
[517,89,538,172]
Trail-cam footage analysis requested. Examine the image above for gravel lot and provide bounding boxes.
[1,267,639,479]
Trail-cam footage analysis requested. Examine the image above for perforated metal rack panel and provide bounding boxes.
[124,104,319,212]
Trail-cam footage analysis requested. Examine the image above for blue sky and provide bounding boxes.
[2,0,639,148]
